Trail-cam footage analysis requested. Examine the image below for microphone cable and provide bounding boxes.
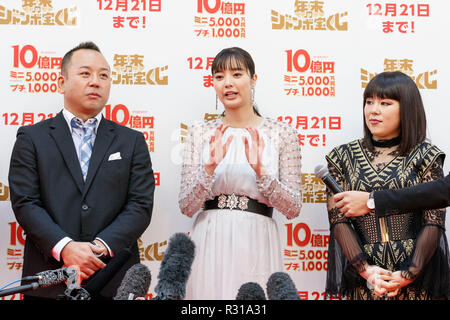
[0,275,42,291]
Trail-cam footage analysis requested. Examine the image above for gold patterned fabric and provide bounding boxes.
[325,139,448,300]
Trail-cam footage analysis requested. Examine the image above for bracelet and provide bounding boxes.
[400,270,416,281]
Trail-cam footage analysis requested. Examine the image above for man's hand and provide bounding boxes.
[334,191,371,217]
[92,239,109,257]
[61,241,106,280]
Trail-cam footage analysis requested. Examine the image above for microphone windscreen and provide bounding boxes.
[236,282,267,300]
[154,233,195,300]
[266,272,299,300]
[314,164,329,179]
[84,249,131,298]
[114,263,151,300]
[314,163,344,194]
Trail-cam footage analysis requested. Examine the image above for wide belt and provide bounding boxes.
[204,193,273,218]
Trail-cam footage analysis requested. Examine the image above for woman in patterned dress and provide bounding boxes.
[179,47,303,299]
[325,71,449,300]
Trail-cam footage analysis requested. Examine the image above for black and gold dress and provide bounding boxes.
[325,138,449,300]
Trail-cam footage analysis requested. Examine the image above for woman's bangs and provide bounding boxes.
[364,74,401,101]
[212,54,247,74]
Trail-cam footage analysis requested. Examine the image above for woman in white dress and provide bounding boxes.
[179,47,303,300]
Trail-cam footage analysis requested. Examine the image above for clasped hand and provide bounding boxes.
[362,266,412,298]
[61,240,107,280]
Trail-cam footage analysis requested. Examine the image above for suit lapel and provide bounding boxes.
[82,117,116,198]
[49,112,84,193]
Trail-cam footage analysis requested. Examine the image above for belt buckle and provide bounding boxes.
[218,194,227,209]
[238,195,249,210]
[218,193,249,211]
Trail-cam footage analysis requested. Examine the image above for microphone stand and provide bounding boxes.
[0,282,39,298]
[0,267,79,299]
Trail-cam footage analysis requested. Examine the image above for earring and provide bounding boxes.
[216,94,218,110]
[252,87,255,105]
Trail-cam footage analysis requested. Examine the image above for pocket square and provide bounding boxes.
[108,152,122,161]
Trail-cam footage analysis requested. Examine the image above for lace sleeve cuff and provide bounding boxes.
[256,174,302,220]
[198,166,216,195]
[179,166,216,218]
[350,253,369,273]
[256,174,276,196]
[253,120,303,220]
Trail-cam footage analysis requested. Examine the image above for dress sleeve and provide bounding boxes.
[256,124,302,220]
[178,123,215,217]
[325,149,368,271]
[325,148,369,295]
[400,154,447,281]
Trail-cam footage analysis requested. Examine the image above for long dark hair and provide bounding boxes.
[211,47,260,116]
[363,71,427,155]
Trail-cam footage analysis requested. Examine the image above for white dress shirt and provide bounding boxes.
[51,108,113,261]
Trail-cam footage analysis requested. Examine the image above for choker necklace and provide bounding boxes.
[371,136,401,148]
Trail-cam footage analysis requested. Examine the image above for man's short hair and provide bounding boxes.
[61,41,101,76]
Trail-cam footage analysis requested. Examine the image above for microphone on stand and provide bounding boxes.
[114,263,151,300]
[0,267,77,298]
[151,233,195,300]
[62,249,132,300]
[236,282,266,300]
[266,272,299,300]
[314,164,344,194]
[36,267,77,287]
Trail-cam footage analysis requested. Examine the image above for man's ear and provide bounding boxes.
[57,74,65,94]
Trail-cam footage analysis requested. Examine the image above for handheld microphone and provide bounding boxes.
[152,233,195,300]
[266,272,299,300]
[314,164,344,194]
[114,263,151,300]
[236,282,266,300]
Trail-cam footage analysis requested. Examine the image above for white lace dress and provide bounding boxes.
[179,117,302,300]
